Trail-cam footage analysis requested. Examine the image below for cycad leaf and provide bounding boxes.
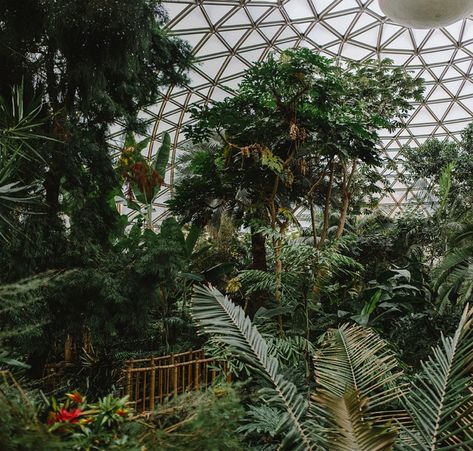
[314,390,398,451]
[191,284,315,450]
[400,304,473,450]
[314,324,404,409]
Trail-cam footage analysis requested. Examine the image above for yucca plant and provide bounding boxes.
[0,85,48,237]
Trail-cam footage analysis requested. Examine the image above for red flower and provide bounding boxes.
[50,408,84,425]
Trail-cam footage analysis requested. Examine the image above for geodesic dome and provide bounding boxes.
[109,0,473,224]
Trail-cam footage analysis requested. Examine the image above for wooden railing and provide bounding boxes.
[122,349,230,412]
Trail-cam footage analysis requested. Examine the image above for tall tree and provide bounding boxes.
[170,49,423,312]
[0,0,193,279]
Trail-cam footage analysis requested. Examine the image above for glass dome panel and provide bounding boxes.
[118,0,473,223]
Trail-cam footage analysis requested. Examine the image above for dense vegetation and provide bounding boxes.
[1,2,472,450]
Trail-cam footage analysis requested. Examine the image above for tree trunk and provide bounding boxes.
[336,191,350,239]
[44,168,61,212]
[248,230,268,317]
[336,160,357,239]
[250,230,267,271]
[273,235,284,335]
[310,202,318,248]
[318,163,335,249]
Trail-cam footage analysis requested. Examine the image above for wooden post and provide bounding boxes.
[225,362,232,383]
[135,371,140,408]
[173,365,178,397]
[194,361,201,390]
[150,357,156,413]
[64,334,73,363]
[165,366,170,399]
[126,368,132,399]
[142,370,147,411]
[211,365,217,384]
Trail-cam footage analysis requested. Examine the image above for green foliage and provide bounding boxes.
[401,125,473,213]
[0,85,48,238]
[0,0,193,285]
[0,0,193,121]
[401,304,473,450]
[313,390,398,451]
[192,285,473,450]
[192,285,314,450]
[314,324,404,407]
[0,379,64,450]
[388,309,461,369]
[171,48,424,279]
[238,404,281,444]
[144,385,244,450]
[434,218,473,310]
[0,272,61,369]
[116,131,171,228]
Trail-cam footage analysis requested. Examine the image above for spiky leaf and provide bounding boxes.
[191,284,315,450]
[399,304,473,450]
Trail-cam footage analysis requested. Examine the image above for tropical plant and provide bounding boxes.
[143,385,244,451]
[312,324,405,450]
[0,272,62,371]
[401,123,473,213]
[433,218,473,311]
[348,268,427,328]
[192,285,314,450]
[400,304,473,450]
[0,375,63,450]
[0,85,48,237]
[0,0,193,284]
[116,131,171,229]
[191,285,473,450]
[171,49,424,309]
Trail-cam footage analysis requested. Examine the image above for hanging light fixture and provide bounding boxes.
[379,0,473,29]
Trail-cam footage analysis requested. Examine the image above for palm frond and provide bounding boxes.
[314,324,404,408]
[312,324,405,449]
[400,304,473,450]
[434,245,473,309]
[238,404,281,438]
[191,284,315,450]
[313,390,398,451]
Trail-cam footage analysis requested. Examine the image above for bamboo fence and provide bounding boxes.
[122,349,231,412]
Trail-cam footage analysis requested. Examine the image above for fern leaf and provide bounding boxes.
[314,324,404,409]
[400,304,473,450]
[192,284,315,450]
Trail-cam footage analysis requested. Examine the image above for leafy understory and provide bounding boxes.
[192,285,473,450]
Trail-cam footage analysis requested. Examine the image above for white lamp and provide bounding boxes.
[379,0,473,29]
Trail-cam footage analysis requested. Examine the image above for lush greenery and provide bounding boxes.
[1,3,472,449]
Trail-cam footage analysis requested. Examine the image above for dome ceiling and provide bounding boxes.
[111,0,473,222]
